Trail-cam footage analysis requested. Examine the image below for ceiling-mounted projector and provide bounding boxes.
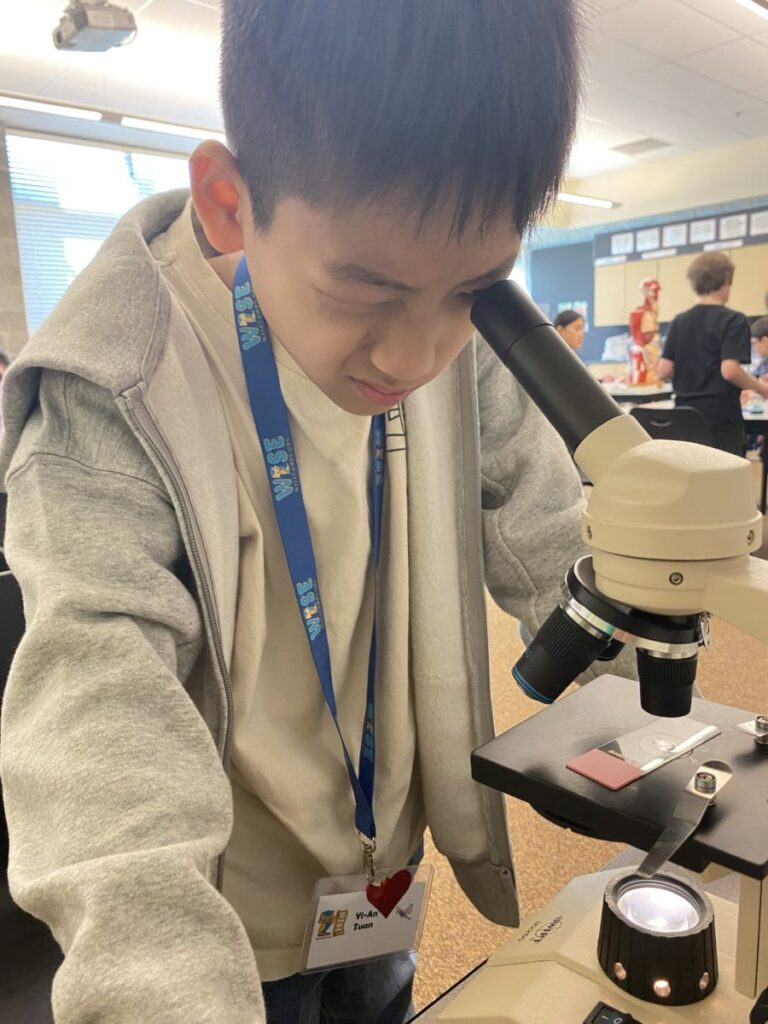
[52,1,137,51]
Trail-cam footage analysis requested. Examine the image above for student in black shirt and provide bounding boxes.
[658,252,768,456]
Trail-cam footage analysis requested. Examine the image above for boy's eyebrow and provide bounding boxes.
[325,256,518,294]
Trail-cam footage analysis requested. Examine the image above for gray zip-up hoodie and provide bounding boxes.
[0,190,610,1023]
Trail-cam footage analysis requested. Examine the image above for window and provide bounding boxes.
[7,135,189,332]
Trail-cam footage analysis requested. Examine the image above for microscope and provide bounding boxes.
[436,282,768,1023]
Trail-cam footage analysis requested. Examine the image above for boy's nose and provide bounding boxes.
[369,324,440,384]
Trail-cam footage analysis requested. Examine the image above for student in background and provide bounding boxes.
[554,309,585,352]
[750,317,768,379]
[657,252,768,456]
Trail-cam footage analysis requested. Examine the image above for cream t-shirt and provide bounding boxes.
[150,201,424,980]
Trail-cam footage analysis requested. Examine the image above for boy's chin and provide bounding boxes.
[332,390,392,417]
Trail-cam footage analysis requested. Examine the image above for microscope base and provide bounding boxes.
[438,868,750,1023]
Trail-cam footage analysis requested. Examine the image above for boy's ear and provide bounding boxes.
[189,141,251,254]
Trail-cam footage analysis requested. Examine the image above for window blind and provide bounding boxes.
[7,134,189,332]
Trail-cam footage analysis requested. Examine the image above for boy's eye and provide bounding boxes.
[317,289,396,316]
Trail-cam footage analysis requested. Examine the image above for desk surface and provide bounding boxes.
[641,399,768,425]
[603,383,673,403]
[604,382,673,396]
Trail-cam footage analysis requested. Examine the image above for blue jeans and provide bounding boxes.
[261,950,416,1024]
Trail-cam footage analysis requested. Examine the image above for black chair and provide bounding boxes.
[630,404,714,445]
[758,437,768,516]
[1,565,61,1023]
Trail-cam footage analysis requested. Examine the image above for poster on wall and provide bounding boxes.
[610,232,634,256]
[719,214,748,241]
[662,223,688,248]
[750,211,768,237]
[689,219,716,244]
[635,227,661,252]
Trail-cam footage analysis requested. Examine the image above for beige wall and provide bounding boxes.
[0,124,28,356]
[549,136,768,232]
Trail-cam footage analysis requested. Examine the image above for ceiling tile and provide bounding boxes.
[597,0,740,59]
[586,83,684,136]
[677,0,768,34]
[705,92,768,137]
[620,63,732,109]
[680,37,768,92]
[642,107,745,147]
[589,0,638,10]
[585,36,662,83]
[577,116,645,147]
[0,53,70,98]
[138,0,220,36]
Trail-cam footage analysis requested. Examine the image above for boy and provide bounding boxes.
[658,251,767,456]
[0,2,616,1021]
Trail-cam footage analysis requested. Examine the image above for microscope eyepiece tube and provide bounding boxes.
[471,280,625,453]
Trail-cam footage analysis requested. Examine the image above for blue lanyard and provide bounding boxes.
[232,257,385,849]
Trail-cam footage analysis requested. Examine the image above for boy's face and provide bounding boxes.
[753,336,768,359]
[238,195,520,415]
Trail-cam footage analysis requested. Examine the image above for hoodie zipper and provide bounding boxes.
[123,397,234,887]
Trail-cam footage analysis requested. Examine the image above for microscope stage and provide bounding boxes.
[472,675,768,878]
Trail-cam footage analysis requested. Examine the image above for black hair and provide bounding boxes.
[0,347,11,369]
[554,309,584,329]
[751,316,768,341]
[220,0,584,238]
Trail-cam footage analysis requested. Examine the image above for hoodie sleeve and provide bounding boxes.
[1,370,265,1024]
[475,338,637,681]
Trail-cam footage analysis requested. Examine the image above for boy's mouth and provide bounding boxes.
[351,378,415,406]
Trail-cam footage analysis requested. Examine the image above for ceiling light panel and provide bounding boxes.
[731,0,768,21]
[611,137,671,156]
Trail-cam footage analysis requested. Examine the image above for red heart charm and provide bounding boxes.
[366,869,412,919]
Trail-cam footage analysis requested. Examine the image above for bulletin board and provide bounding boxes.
[593,203,768,327]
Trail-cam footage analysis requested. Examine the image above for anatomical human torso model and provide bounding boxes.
[628,278,661,385]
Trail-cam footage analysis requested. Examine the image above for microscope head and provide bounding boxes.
[471,280,765,718]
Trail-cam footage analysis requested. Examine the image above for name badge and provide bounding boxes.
[300,864,433,973]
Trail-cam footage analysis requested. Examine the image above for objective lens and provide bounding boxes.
[512,604,613,705]
[617,883,701,934]
[637,649,697,718]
